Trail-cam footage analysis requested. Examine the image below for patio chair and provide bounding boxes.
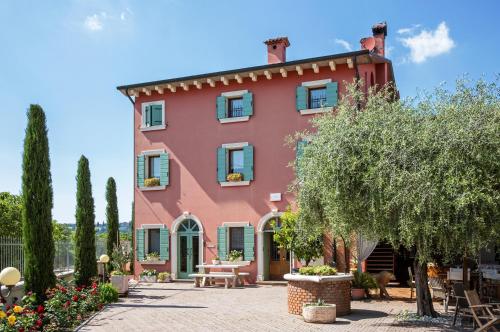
[464,289,500,332]
[429,277,450,312]
[453,283,474,327]
[408,267,416,299]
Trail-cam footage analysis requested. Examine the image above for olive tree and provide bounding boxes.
[294,78,499,317]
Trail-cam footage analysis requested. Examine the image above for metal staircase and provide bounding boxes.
[366,242,395,274]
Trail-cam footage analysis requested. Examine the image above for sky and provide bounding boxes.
[0,0,499,224]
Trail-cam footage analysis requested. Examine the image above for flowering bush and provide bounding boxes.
[0,279,113,331]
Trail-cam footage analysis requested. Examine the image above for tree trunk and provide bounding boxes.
[414,260,437,317]
[462,256,469,290]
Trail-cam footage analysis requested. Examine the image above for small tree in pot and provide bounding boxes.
[110,244,131,295]
[351,271,377,300]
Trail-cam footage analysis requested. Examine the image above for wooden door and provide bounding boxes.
[269,236,290,280]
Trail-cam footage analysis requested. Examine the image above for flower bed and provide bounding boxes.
[0,280,117,331]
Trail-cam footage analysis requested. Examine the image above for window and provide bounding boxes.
[147,229,160,254]
[141,101,165,130]
[229,149,244,174]
[228,97,244,118]
[308,87,327,109]
[147,156,160,179]
[229,227,244,252]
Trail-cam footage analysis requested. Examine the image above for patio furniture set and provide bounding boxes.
[189,264,249,289]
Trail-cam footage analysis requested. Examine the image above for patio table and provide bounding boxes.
[196,264,244,288]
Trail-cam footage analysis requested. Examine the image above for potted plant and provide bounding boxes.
[299,265,337,276]
[302,299,336,323]
[140,269,158,283]
[226,173,243,182]
[228,250,243,262]
[212,256,221,265]
[351,270,377,300]
[144,177,160,187]
[157,272,172,283]
[146,251,161,262]
[110,244,131,295]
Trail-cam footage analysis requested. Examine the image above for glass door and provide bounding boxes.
[177,219,200,279]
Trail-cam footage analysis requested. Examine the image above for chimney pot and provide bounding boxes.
[264,37,290,64]
[371,22,387,57]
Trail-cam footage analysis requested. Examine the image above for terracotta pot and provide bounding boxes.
[302,304,336,323]
[351,288,365,300]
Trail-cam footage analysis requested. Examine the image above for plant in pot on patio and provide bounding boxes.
[157,272,172,283]
[228,250,243,262]
[212,255,221,265]
[351,270,377,300]
[110,244,131,295]
[140,269,158,283]
[302,299,337,324]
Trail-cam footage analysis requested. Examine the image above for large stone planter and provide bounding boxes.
[284,273,354,316]
[110,275,129,295]
[303,304,336,323]
[140,275,157,283]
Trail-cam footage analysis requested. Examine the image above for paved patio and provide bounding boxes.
[80,282,468,332]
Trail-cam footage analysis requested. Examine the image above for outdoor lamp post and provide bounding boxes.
[99,254,110,282]
[0,267,21,303]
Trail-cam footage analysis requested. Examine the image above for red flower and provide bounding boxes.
[92,282,98,289]
[5,305,10,311]
[36,319,43,327]
[18,328,24,332]
[36,305,44,314]
[72,295,78,302]
[64,300,70,308]
[80,294,87,299]
[91,290,97,295]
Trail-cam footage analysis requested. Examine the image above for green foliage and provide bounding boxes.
[299,265,337,276]
[146,252,160,261]
[74,155,97,286]
[228,250,243,261]
[272,209,323,266]
[111,243,130,274]
[105,177,120,261]
[52,220,72,242]
[351,271,378,290]
[140,269,157,277]
[0,192,22,237]
[98,283,119,304]
[144,178,160,187]
[21,104,56,302]
[304,299,328,307]
[157,272,171,282]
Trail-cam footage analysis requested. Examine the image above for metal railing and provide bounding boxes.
[0,237,107,279]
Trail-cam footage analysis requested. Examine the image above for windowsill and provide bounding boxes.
[140,124,166,132]
[139,185,166,191]
[140,260,166,265]
[299,107,333,115]
[219,116,250,124]
[220,181,250,187]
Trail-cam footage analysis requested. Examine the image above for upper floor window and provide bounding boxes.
[308,87,327,109]
[148,155,161,179]
[229,149,244,174]
[141,101,165,131]
[228,97,244,118]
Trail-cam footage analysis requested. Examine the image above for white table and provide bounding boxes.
[196,264,244,288]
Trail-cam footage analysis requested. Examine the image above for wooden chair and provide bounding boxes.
[408,267,416,299]
[429,277,450,312]
[453,283,473,327]
[464,289,500,332]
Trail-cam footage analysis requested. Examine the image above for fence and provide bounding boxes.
[0,237,107,279]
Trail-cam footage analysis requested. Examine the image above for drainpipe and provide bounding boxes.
[125,87,136,276]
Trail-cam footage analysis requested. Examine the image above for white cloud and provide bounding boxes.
[334,39,352,52]
[84,13,105,31]
[399,22,455,63]
[397,24,421,35]
[120,12,126,21]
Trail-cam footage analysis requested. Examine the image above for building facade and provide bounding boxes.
[118,23,395,282]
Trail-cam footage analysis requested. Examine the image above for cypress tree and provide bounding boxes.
[21,104,56,302]
[74,156,97,286]
[105,177,119,259]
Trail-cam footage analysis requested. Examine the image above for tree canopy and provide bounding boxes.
[295,78,499,316]
[0,192,22,238]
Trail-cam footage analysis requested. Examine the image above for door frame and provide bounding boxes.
[257,211,283,281]
[171,213,204,280]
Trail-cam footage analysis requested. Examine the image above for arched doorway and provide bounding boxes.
[171,213,204,280]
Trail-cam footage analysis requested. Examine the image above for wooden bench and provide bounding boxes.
[188,273,236,289]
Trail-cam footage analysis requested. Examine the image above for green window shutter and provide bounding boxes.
[296,86,308,111]
[325,82,338,107]
[242,145,254,181]
[242,92,253,116]
[243,225,255,261]
[217,226,228,260]
[137,155,145,187]
[144,106,151,126]
[136,229,145,261]
[151,104,163,126]
[296,140,307,161]
[217,147,227,182]
[216,96,227,119]
[159,152,169,186]
[159,228,169,261]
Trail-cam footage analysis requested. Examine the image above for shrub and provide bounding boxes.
[226,173,243,182]
[144,178,160,187]
[352,271,378,290]
[140,269,157,277]
[110,270,125,276]
[99,283,119,304]
[299,265,337,276]
[157,272,171,282]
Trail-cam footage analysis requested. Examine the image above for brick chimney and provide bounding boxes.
[360,22,387,56]
[264,37,290,64]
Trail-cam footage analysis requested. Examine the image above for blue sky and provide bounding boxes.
[0,0,498,224]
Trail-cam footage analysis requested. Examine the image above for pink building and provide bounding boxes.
[117,23,396,282]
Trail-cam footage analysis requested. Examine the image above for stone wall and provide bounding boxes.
[287,279,351,316]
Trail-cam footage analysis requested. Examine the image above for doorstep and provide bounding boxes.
[173,278,194,283]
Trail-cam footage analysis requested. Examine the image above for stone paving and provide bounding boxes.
[80,282,469,332]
